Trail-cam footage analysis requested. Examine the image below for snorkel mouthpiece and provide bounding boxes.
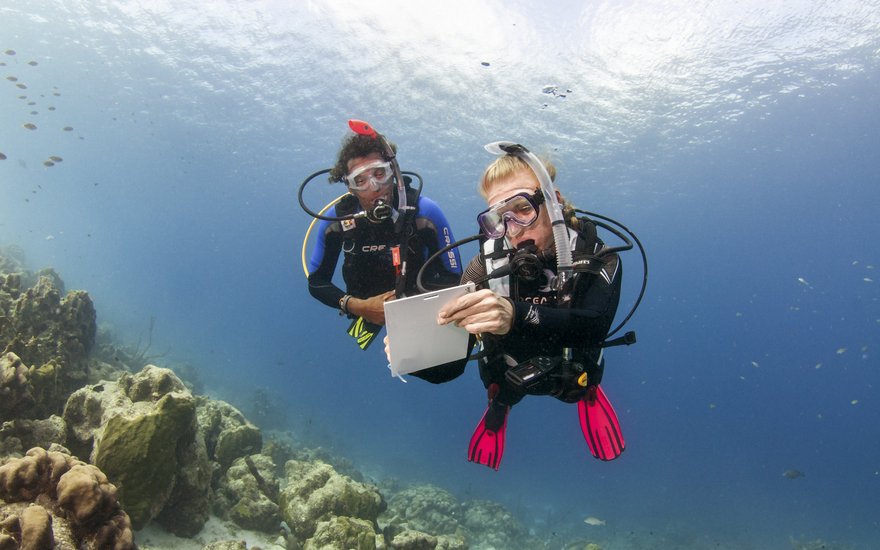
[484,141,573,286]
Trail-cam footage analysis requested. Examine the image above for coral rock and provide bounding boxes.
[0,447,135,549]
[63,366,211,534]
[19,504,54,550]
[196,397,263,470]
[305,515,384,550]
[217,454,281,533]
[280,459,383,543]
[0,352,35,421]
[0,415,66,455]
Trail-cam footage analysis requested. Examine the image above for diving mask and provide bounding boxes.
[345,159,393,191]
[477,189,545,239]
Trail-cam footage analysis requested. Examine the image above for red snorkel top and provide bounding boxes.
[348,119,378,138]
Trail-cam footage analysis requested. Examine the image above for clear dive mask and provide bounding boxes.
[345,159,393,191]
[476,189,545,239]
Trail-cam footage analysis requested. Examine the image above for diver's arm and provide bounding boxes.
[307,218,347,310]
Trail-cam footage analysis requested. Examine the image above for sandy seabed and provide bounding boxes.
[136,516,286,550]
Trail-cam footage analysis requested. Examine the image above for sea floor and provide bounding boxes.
[135,516,286,550]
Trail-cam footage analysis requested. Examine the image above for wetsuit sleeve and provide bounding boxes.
[506,253,622,347]
[307,212,346,310]
[406,255,484,384]
[414,196,463,289]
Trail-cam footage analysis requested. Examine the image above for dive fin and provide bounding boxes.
[578,385,625,461]
[347,317,380,350]
[467,402,509,470]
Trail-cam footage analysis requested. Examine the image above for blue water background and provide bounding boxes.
[2,1,879,547]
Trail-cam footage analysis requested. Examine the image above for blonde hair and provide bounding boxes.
[478,154,577,223]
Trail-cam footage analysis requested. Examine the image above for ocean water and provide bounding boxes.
[2,1,879,548]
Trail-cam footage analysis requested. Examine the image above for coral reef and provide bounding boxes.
[196,397,263,471]
[1,275,96,410]
[63,365,211,535]
[215,454,281,533]
[0,259,98,419]
[0,447,135,549]
[1,252,554,550]
[306,515,385,550]
[0,353,35,422]
[0,415,66,456]
[279,459,385,545]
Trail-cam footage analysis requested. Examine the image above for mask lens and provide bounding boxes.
[346,160,393,191]
[477,192,540,239]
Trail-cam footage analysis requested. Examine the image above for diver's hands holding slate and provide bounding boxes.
[437,289,514,336]
[349,290,395,325]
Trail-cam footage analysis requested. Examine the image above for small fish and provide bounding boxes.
[16,83,27,89]
[782,469,804,479]
[5,76,17,81]
[836,348,847,355]
[584,516,606,526]
[0,152,6,160]
[48,106,56,111]
[4,49,15,55]
[797,277,810,286]
[865,278,874,283]
[481,61,490,67]
[63,126,73,131]
[48,155,63,162]
[751,361,759,368]
[43,160,55,167]
[851,399,859,405]
[45,235,55,240]
[28,60,38,66]
[23,123,37,130]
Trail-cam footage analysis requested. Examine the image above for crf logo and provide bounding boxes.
[362,244,387,253]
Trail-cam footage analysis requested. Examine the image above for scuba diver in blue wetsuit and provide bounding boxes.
[386,142,646,469]
[301,120,462,354]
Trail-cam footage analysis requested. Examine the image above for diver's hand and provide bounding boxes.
[437,289,514,336]
[348,290,396,325]
[383,335,392,363]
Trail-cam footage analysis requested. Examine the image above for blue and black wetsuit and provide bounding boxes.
[307,190,462,318]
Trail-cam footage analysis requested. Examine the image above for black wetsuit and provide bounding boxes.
[422,218,622,400]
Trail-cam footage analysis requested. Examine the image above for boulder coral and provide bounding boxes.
[0,447,135,549]
[0,352,35,421]
[195,397,263,470]
[279,459,384,543]
[216,454,281,533]
[63,365,211,535]
[305,516,384,550]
